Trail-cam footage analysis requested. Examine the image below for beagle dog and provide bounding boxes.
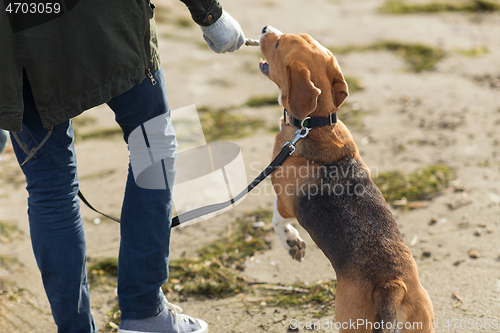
[259,26,435,333]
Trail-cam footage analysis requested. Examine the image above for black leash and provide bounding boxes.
[78,127,308,227]
[78,190,121,223]
[171,129,305,226]
[79,110,338,227]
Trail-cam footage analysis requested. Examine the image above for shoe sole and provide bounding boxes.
[117,320,208,333]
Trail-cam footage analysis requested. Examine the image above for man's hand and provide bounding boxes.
[201,11,245,53]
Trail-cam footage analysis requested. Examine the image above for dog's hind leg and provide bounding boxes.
[334,279,374,333]
[272,197,306,261]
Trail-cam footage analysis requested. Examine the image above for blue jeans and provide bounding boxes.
[11,68,176,333]
[0,129,8,156]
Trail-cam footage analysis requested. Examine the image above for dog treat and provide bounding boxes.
[245,38,259,46]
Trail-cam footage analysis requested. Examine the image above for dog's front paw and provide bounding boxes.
[287,237,306,262]
[271,199,307,262]
[280,225,306,262]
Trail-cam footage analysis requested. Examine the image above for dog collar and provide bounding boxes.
[283,109,337,129]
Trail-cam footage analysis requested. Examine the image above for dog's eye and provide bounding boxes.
[275,39,279,49]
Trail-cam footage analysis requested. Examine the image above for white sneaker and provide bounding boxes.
[118,301,208,333]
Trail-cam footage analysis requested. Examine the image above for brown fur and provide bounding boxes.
[260,27,435,332]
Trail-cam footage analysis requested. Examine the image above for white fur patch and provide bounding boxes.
[272,198,306,261]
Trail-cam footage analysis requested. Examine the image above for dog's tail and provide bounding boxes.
[372,279,407,333]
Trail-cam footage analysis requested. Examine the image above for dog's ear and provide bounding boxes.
[328,57,349,108]
[333,77,348,109]
[286,61,321,120]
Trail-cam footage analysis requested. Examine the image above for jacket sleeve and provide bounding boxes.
[179,0,223,26]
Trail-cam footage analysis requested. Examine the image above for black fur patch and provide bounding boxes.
[295,157,412,280]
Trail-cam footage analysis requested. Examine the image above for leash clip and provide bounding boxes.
[284,127,309,155]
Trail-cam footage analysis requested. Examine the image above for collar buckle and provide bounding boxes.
[283,109,292,126]
[329,113,337,125]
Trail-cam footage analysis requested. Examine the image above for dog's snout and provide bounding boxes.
[260,26,283,37]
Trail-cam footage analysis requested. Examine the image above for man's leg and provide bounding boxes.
[11,71,96,333]
[0,129,8,159]
[107,67,174,319]
[108,68,207,333]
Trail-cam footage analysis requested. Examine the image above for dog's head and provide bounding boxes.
[259,26,348,120]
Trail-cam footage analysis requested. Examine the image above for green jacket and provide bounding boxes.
[0,0,222,132]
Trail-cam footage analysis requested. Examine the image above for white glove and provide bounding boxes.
[201,11,245,53]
